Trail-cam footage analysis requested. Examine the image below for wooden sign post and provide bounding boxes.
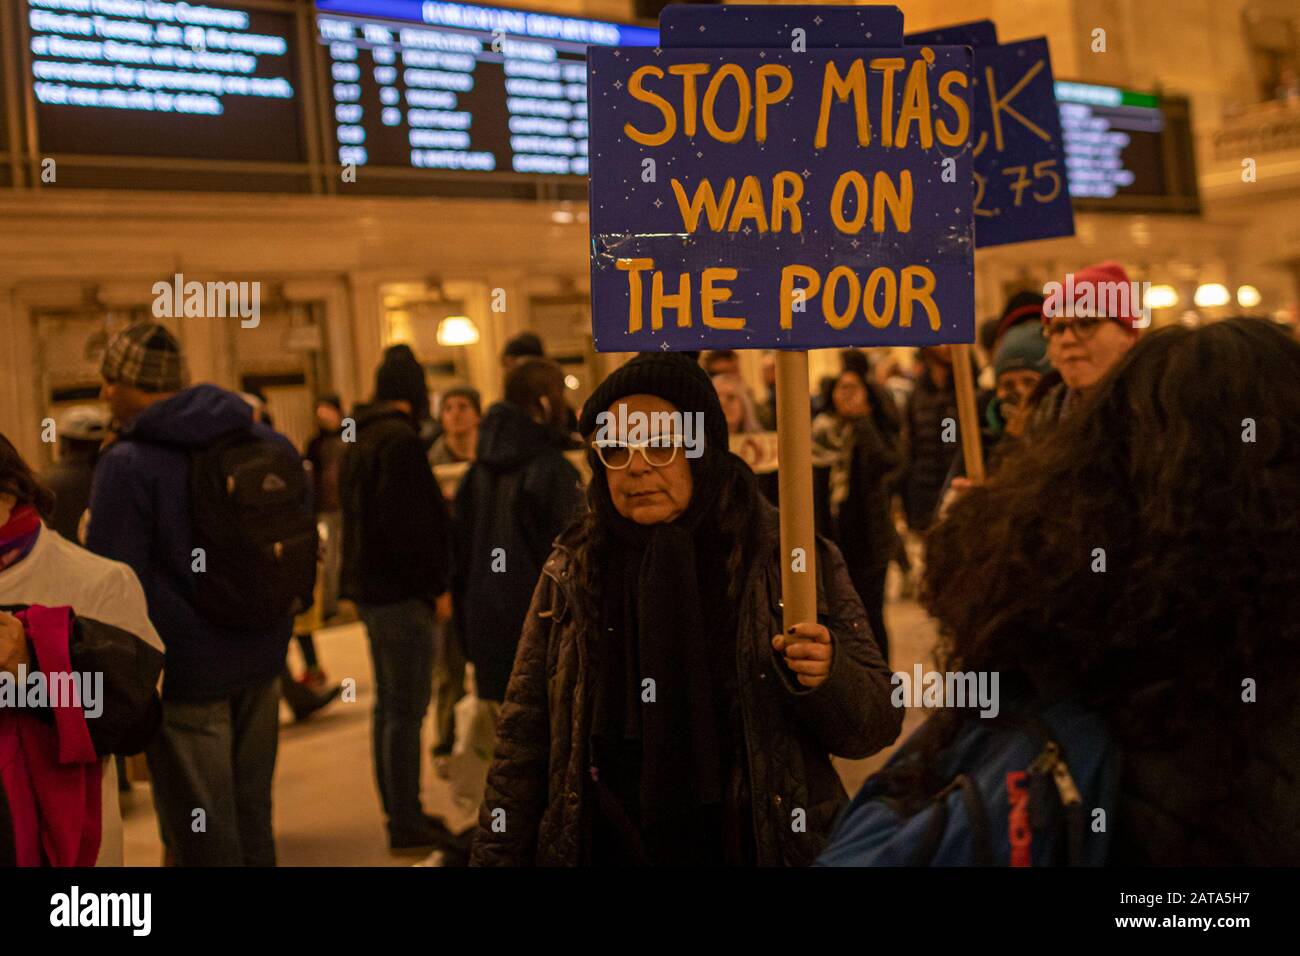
[774,350,816,632]
[950,344,986,483]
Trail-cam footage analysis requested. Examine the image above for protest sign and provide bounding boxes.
[652,10,1070,482]
[659,3,905,50]
[586,5,976,630]
[906,21,1075,247]
[660,10,1074,249]
[587,43,976,353]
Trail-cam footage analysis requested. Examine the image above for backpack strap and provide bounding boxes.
[1065,802,1087,866]
[954,774,995,865]
[908,773,994,866]
[907,795,949,865]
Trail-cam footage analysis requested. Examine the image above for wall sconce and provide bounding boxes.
[1145,284,1178,309]
[436,315,480,346]
[1193,283,1231,308]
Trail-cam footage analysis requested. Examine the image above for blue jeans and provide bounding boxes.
[146,678,280,866]
[359,599,436,837]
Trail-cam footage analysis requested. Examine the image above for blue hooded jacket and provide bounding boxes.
[87,385,302,702]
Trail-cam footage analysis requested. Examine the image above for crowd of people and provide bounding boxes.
[1,259,1297,866]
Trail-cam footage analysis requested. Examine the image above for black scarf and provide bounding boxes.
[590,450,747,833]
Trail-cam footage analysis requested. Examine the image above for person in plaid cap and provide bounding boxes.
[98,322,190,415]
[88,322,306,865]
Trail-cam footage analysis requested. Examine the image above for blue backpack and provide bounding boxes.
[816,701,1121,866]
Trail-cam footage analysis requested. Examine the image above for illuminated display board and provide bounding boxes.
[1056,81,1200,213]
[11,4,1199,209]
[314,0,657,175]
[26,0,305,162]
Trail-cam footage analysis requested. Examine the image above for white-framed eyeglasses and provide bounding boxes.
[591,436,684,470]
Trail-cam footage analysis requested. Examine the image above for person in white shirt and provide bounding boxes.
[0,432,163,866]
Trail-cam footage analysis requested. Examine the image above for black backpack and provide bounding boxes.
[188,428,318,631]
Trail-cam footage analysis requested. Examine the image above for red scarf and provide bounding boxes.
[0,605,103,865]
[0,505,41,572]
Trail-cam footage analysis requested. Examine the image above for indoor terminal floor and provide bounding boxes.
[120,587,937,867]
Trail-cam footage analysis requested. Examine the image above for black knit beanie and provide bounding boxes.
[375,347,429,415]
[578,352,729,453]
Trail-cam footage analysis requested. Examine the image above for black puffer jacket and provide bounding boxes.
[452,401,583,703]
[469,501,902,866]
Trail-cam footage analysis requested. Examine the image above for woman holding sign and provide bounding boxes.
[469,354,899,867]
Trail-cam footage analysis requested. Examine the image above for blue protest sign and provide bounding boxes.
[587,43,975,353]
[663,10,1074,249]
[906,21,1075,247]
[659,4,904,49]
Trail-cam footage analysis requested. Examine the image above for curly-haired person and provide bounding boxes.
[920,318,1300,864]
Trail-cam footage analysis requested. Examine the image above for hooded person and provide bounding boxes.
[469,352,901,867]
[380,343,435,450]
[86,322,309,866]
[451,358,583,708]
[339,348,454,853]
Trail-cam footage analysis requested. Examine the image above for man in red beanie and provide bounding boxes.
[1028,261,1142,434]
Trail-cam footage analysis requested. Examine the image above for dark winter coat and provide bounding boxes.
[452,401,583,703]
[813,383,903,579]
[1110,713,1300,864]
[940,390,1021,495]
[900,368,960,532]
[1025,373,1073,440]
[304,428,344,513]
[86,385,300,702]
[339,403,452,607]
[42,448,98,543]
[469,500,902,866]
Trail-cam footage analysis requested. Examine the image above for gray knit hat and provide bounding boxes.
[101,323,190,392]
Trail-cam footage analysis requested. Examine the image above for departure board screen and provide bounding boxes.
[314,0,657,175]
[1055,81,1197,210]
[27,0,304,161]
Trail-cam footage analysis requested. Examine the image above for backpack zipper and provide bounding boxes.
[1028,741,1083,808]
